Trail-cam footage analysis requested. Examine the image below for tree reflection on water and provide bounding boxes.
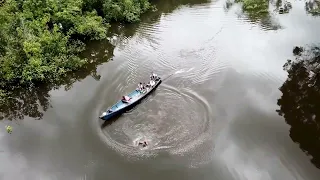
[0,41,115,121]
[277,45,320,169]
[224,0,282,30]
[305,0,320,15]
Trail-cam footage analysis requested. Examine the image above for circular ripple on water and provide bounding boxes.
[98,83,213,163]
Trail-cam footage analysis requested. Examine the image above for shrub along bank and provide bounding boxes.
[0,0,152,103]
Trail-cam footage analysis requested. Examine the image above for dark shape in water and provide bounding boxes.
[286,1,292,9]
[305,0,320,16]
[276,45,320,169]
[224,0,282,30]
[0,41,115,121]
[293,46,304,56]
[279,7,284,14]
[275,0,292,14]
[138,141,148,148]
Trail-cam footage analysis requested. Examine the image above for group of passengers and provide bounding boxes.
[120,73,159,103]
[137,73,158,92]
[106,73,159,114]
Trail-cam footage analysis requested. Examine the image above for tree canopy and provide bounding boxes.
[0,0,152,104]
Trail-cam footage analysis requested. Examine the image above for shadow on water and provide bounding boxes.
[276,45,320,169]
[305,0,320,16]
[108,0,210,40]
[0,41,115,121]
[0,0,210,121]
[101,114,122,128]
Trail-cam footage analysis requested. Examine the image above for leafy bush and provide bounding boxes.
[102,0,151,22]
[235,0,269,18]
[0,0,152,103]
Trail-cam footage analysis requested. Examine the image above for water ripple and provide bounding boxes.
[98,83,213,165]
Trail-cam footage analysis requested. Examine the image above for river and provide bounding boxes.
[1,0,320,179]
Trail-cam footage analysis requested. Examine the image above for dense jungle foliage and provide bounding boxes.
[0,0,152,103]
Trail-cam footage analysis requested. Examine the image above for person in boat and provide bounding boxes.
[146,82,151,88]
[150,73,158,81]
[150,79,155,86]
[122,95,131,103]
[107,109,113,113]
[141,83,146,90]
[139,83,146,93]
[137,82,143,91]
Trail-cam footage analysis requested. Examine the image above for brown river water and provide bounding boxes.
[1,0,320,179]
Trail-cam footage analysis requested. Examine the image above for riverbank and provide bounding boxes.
[0,0,153,104]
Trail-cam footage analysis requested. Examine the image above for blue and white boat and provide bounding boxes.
[99,75,162,121]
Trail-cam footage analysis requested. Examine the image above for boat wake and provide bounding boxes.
[174,68,194,74]
[98,83,214,166]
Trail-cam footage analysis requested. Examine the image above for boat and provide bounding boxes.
[99,76,162,121]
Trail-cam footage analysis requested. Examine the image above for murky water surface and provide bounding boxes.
[1,0,320,179]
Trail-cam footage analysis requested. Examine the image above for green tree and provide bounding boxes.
[0,0,154,104]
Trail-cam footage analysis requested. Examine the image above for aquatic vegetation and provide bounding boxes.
[277,45,320,169]
[241,0,269,12]
[5,125,12,134]
[0,0,153,104]
[235,0,269,19]
[274,0,292,14]
[305,0,320,16]
[225,0,282,30]
[100,0,151,22]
